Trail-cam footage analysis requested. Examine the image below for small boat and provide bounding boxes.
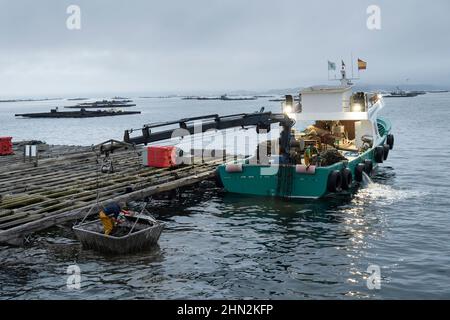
[67,97,89,101]
[219,94,257,101]
[183,94,257,101]
[384,87,419,98]
[73,214,165,254]
[15,108,141,118]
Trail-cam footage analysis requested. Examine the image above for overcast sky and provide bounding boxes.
[1,0,449,97]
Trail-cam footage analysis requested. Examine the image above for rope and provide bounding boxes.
[127,199,153,235]
[74,152,103,226]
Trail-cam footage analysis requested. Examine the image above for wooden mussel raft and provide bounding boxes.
[0,142,229,245]
[15,107,141,118]
[65,99,137,109]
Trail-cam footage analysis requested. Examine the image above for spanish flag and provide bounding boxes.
[358,59,367,70]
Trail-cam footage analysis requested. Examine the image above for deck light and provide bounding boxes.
[284,104,293,114]
[351,103,362,112]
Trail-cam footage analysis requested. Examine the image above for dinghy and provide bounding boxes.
[73,210,164,254]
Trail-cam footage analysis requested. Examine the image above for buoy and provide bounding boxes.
[387,134,395,150]
[355,163,366,182]
[341,168,353,190]
[295,165,316,175]
[225,164,243,173]
[374,146,384,163]
[327,170,342,192]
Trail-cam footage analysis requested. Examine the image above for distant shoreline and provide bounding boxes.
[0,98,62,103]
[1,86,449,103]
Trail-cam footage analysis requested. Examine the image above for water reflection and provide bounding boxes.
[0,152,429,299]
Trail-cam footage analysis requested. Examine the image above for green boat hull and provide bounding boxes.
[218,118,392,199]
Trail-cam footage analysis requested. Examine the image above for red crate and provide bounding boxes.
[143,146,178,168]
[0,137,13,156]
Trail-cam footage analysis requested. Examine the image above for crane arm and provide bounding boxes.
[123,111,294,146]
[97,111,295,159]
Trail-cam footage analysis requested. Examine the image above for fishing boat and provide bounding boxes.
[384,87,419,98]
[216,64,395,199]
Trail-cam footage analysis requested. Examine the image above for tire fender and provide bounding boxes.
[374,146,384,163]
[355,163,366,182]
[387,134,394,150]
[364,159,373,175]
[327,170,342,193]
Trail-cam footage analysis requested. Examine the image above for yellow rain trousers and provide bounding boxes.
[99,210,114,235]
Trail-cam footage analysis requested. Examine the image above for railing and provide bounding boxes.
[342,99,351,112]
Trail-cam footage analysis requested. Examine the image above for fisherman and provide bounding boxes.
[304,145,318,167]
[99,202,126,235]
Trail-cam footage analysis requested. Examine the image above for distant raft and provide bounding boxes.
[65,99,137,108]
[15,108,141,118]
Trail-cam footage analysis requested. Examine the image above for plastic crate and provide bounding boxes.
[0,137,13,156]
[142,146,179,168]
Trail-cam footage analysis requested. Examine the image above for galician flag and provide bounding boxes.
[328,61,336,71]
[358,58,367,70]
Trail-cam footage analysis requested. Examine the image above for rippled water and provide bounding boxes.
[1,93,450,299]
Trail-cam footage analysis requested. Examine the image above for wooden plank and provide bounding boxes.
[0,169,215,242]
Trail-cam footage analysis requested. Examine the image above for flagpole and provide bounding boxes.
[358,64,360,79]
[351,53,354,80]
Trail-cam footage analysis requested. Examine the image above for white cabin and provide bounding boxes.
[296,85,383,121]
[283,83,385,150]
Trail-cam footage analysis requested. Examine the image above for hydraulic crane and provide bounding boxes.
[96,110,295,165]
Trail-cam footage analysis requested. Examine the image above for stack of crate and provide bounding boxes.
[0,137,13,156]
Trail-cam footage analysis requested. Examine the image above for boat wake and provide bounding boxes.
[356,172,424,204]
[361,172,374,187]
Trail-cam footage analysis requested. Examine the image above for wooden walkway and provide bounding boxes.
[0,144,223,245]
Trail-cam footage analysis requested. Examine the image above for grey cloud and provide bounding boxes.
[0,0,449,96]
